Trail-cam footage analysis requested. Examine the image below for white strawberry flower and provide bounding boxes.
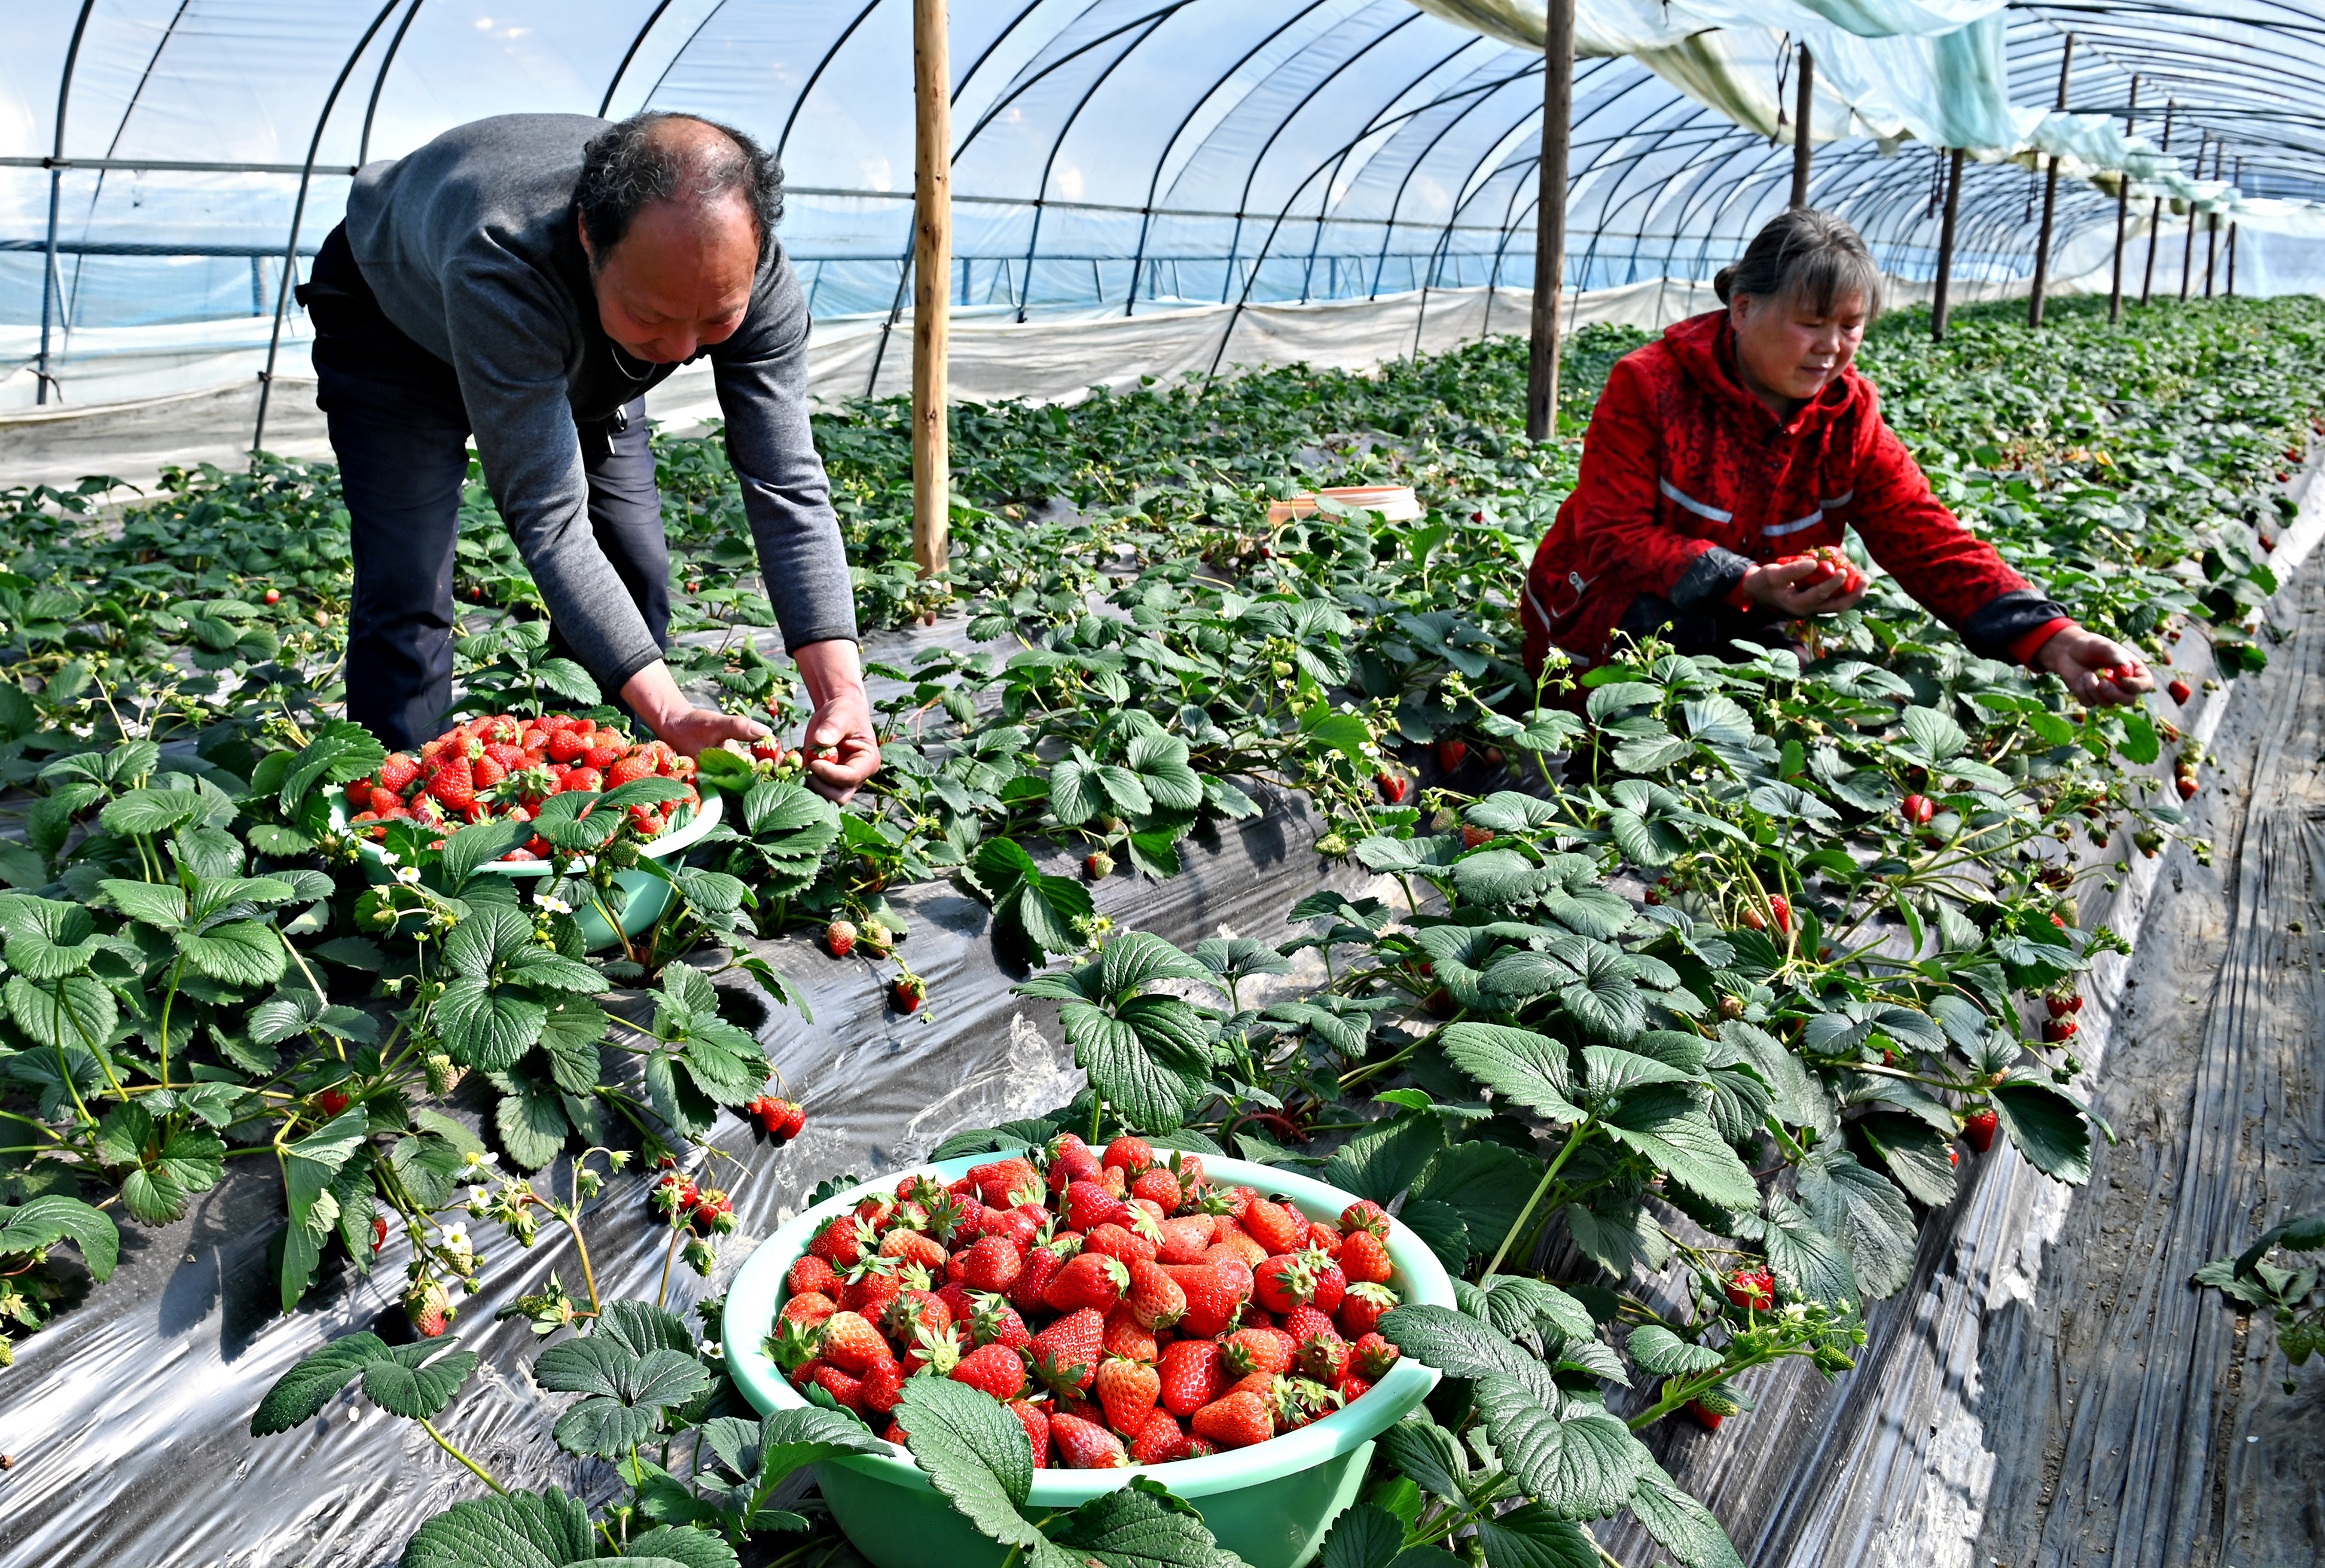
[395,865,422,885]
[377,850,401,867]
[536,893,572,915]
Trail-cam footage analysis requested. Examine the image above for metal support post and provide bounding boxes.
[2028,34,2072,329]
[1524,0,1575,442]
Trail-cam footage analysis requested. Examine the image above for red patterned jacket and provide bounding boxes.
[1520,310,2067,672]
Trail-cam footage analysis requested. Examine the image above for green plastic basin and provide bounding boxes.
[337,791,723,951]
[724,1153,1453,1568]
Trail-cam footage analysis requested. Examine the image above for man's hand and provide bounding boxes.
[621,661,768,758]
[792,639,880,804]
[2034,624,2155,706]
[1737,556,1870,617]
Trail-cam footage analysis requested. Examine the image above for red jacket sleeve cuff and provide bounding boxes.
[1723,579,1756,613]
[2009,618,2073,666]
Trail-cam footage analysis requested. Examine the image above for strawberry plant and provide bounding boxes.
[2197,1213,2325,1393]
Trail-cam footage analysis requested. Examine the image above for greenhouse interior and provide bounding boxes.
[6,0,2325,1565]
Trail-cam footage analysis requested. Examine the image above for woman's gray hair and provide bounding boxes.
[577,111,783,264]
[1713,208,1885,319]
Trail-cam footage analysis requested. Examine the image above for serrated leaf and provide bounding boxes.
[1042,1472,1243,1568]
[1441,1023,1585,1124]
[1627,1465,1747,1568]
[1762,1192,1859,1311]
[1097,930,1209,995]
[1475,1376,1649,1520]
[1376,1420,1467,1502]
[1599,1089,1758,1210]
[896,1376,1045,1551]
[1461,1274,1597,1344]
[4,972,116,1051]
[495,1075,571,1170]
[180,920,288,988]
[0,1192,119,1282]
[1475,1505,1598,1568]
[363,1340,481,1419]
[249,1332,391,1435]
[1377,1305,1557,1403]
[1625,1324,1724,1375]
[1319,1112,1444,1204]
[1991,1079,2093,1184]
[1398,1198,1471,1271]
[1061,1002,1206,1133]
[399,1487,597,1568]
[1798,1148,1919,1300]
[1320,1502,1411,1568]
[437,977,549,1072]
[1857,1112,1958,1207]
[1416,1141,1544,1262]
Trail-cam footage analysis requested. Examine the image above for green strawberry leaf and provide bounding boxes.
[249,1332,392,1435]
[1473,1503,1598,1568]
[895,1375,1045,1553]
[0,1193,119,1282]
[399,1486,597,1568]
[362,1339,481,1419]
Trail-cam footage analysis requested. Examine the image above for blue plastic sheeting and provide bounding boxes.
[2,0,2322,349]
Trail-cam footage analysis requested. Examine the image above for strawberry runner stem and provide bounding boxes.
[417,1417,508,1494]
[1484,1114,1594,1276]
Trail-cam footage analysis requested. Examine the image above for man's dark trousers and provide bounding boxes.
[301,222,669,752]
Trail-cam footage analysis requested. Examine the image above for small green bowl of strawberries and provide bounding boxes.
[330,713,724,951]
[725,1149,1453,1568]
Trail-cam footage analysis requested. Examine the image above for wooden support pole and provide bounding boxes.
[1932,147,1963,343]
[1525,0,1575,443]
[2028,33,2073,329]
[2228,156,2241,297]
[2109,75,2137,325]
[1790,44,1814,208]
[2141,100,2172,306]
[2181,132,2202,303]
[2204,139,2223,298]
[911,0,951,579]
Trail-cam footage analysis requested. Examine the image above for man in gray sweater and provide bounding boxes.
[301,111,875,800]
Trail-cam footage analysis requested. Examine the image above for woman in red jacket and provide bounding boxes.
[1520,208,2149,707]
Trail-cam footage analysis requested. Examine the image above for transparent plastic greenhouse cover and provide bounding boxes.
[7,0,2325,416]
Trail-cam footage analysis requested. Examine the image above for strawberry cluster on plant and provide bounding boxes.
[767,1137,1409,1469]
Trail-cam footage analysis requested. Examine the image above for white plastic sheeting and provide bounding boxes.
[5,0,2324,418]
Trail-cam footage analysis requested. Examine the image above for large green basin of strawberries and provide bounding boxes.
[725,1154,1453,1568]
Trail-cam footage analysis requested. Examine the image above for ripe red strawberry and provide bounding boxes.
[2042,1019,2078,1043]
[1191,1391,1274,1450]
[1158,1338,1223,1417]
[1044,1252,1130,1314]
[690,1187,736,1236]
[1066,1180,1127,1234]
[1103,1304,1159,1365]
[1687,1399,1724,1431]
[1046,1134,1104,1192]
[1156,1215,1217,1265]
[1162,1262,1250,1338]
[881,1286,953,1343]
[826,920,856,958]
[1011,1246,1067,1314]
[405,1279,452,1338]
[1723,1267,1775,1311]
[779,1292,838,1334]
[1254,1253,1320,1314]
[1028,1307,1106,1396]
[1243,1197,1306,1256]
[1131,1410,1189,1465]
[1338,1282,1399,1340]
[1050,1412,1127,1469]
[471,754,507,792]
[1084,1222,1158,1268]
[1435,739,1468,772]
[560,765,603,794]
[608,751,656,787]
[892,973,927,1012]
[1298,1331,1352,1386]
[427,757,476,811]
[1338,1230,1392,1286]
[1350,1332,1400,1380]
[1222,1327,1296,1378]
[817,1310,893,1375]
[2177,774,2199,800]
[1964,1107,1999,1152]
[971,1158,1042,1209]
[950,1341,1028,1401]
[807,1363,869,1414]
[545,728,586,763]
[1340,1375,1374,1404]
[1375,772,1409,805]
[1009,1399,1052,1467]
[1128,1167,1183,1215]
[1461,823,1496,850]
[861,1357,907,1416]
[263,587,282,605]
[1902,793,1935,826]
[1101,1136,1155,1177]
[585,736,626,770]
[966,1292,1032,1352]
[1340,1200,1389,1237]
[2168,678,2193,704]
[1094,1355,1161,1435]
[768,1099,807,1141]
[1123,1258,1186,1331]
[879,1226,949,1271]
[957,1234,1024,1294]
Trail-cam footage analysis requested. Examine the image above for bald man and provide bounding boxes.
[298,111,876,800]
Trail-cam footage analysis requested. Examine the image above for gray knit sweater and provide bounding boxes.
[343,113,857,691]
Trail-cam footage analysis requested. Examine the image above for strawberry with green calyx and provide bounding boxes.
[1349,1332,1400,1381]
[1027,1306,1106,1396]
[890,966,927,1014]
[1337,1282,1399,1340]
[1158,1338,1223,1417]
[1723,1267,1774,1311]
[1093,1355,1161,1435]
[689,1187,736,1236]
[1084,850,1115,880]
[950,1341,1027,1401]
[1221,1326,1296,1378]
[861,1359,907,1416]
[957,1234,1025,1295]
[1190,1390,1275,1450]
[1049,1411,1127,1469]
[825,920,856,957]
[815,1310,893,1376]
[1122,1258,1185,1331]
[1043,1252,1131,1315]
[1375,772,1409,805]
[966,1292,1032,1352]
[1338,1228,1391,1286]
[1131,1410,1189,1465]
[1963,1106,2000,1152]
[1686,1386,1744,1430]
[405,1279,453,1338]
